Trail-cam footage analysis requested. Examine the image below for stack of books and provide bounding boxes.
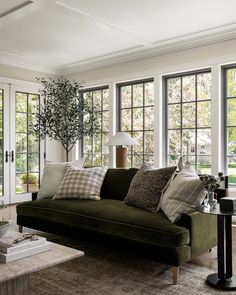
[0,231,52,263]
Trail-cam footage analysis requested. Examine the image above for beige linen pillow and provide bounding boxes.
[53,166,108,200]
[37,159,85,199]
[160,164,206,223]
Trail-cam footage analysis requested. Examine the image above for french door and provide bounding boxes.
[0,82,44,204]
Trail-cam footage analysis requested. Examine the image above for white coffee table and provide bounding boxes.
[0,242,84,295]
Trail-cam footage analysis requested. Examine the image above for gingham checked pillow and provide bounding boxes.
[53,166,108,200]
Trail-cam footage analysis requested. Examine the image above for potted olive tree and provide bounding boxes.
[33,78,99,161]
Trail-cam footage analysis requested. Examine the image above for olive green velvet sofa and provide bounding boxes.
[16,168,217,283]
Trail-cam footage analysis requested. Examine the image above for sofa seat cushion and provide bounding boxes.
[17,199,189,247]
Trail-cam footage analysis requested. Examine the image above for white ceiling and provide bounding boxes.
[1,0,236,74]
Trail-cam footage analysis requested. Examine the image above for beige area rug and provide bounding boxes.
[27,233,230,295]
[24,231,232,295]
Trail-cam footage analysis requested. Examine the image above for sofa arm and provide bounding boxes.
[178,210,217,257]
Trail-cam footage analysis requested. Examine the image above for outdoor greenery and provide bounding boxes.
[15,92,40,194]
[226,68,236,185]
[34,78,99,161]
[120,81,154,167]
[167,72,212,174]
[21,173,37,184]
[83,88,109,166]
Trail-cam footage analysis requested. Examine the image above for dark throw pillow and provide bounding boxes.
[124,163,177,213]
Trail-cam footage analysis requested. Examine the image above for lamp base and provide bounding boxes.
[116,147,128,168]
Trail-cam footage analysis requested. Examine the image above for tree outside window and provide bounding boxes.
[118,79,154,167]
[166,70,212,174]
[224,66,236,186]
[82,87,109,166]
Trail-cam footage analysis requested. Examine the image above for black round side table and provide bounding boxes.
[196,204,236,290]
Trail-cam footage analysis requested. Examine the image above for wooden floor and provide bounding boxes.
[5,205,236,272]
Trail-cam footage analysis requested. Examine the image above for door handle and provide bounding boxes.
[5,151,9,163]
[11,151,14,163]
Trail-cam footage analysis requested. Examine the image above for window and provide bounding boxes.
[15,92,40,193]
[82,87,109,166]
[118,79,154,167]
[165,70,212,174]
[223,66,236,186]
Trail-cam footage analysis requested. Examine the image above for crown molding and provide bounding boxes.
[61,22,236,74]
[1,22,236,76]
[0,50,60,75]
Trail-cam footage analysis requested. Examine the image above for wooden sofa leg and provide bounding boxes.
[172,266,179,284]
[18,225,23,233]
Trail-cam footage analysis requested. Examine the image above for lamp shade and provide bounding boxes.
[106,132,137,146]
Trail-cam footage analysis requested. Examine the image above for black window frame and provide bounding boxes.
[222,64,236,187]
[81,85,109,166]
[164,68,212,172]
[117,78,154,167]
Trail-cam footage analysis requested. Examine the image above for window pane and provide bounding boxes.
[0,112,3,134]
[145,82,154,105]
[16,154,27,173]
[227,98,236,126]
[197,156,211,174]
[227,127,236,155]
[197,129,211,155]
[132,131,143,154]
[93,91,102,111]
[16,92,27,112]
[168,130,181,155]
[168,104,181,128]
[28,134,39,153]
[167,78,181,103]
[0,90,3,111]
[102,133,109,154]
[121,109,131,131]
[182,129,195,156]
[144,131,154,154]
[103,89,109,110]
[227,69,236,97]
[16,134,27,153]
[28,153,39,172]
[102,111,109,132]
[182,75,195,102]
[121,86,131,108]
[133,153,143,168]
[28,113,38,133]
[28,94,39,113]
[197,73,211,100]
[133,84,143,107]
[16,113,27,132]
[197,101,211,127]
[182,103,195,128]
[133,108,143,130]
[145,107,154,130]
[228,156,236,185]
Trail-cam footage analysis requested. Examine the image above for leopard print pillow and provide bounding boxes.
[124,163,177,213]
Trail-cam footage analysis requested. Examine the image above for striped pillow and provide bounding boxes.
[160,164,206,223]
[53,166,108,200]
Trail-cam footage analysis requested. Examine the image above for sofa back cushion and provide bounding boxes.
[100,168,138,200]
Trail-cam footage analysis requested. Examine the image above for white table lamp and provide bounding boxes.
[106,132,137,168]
